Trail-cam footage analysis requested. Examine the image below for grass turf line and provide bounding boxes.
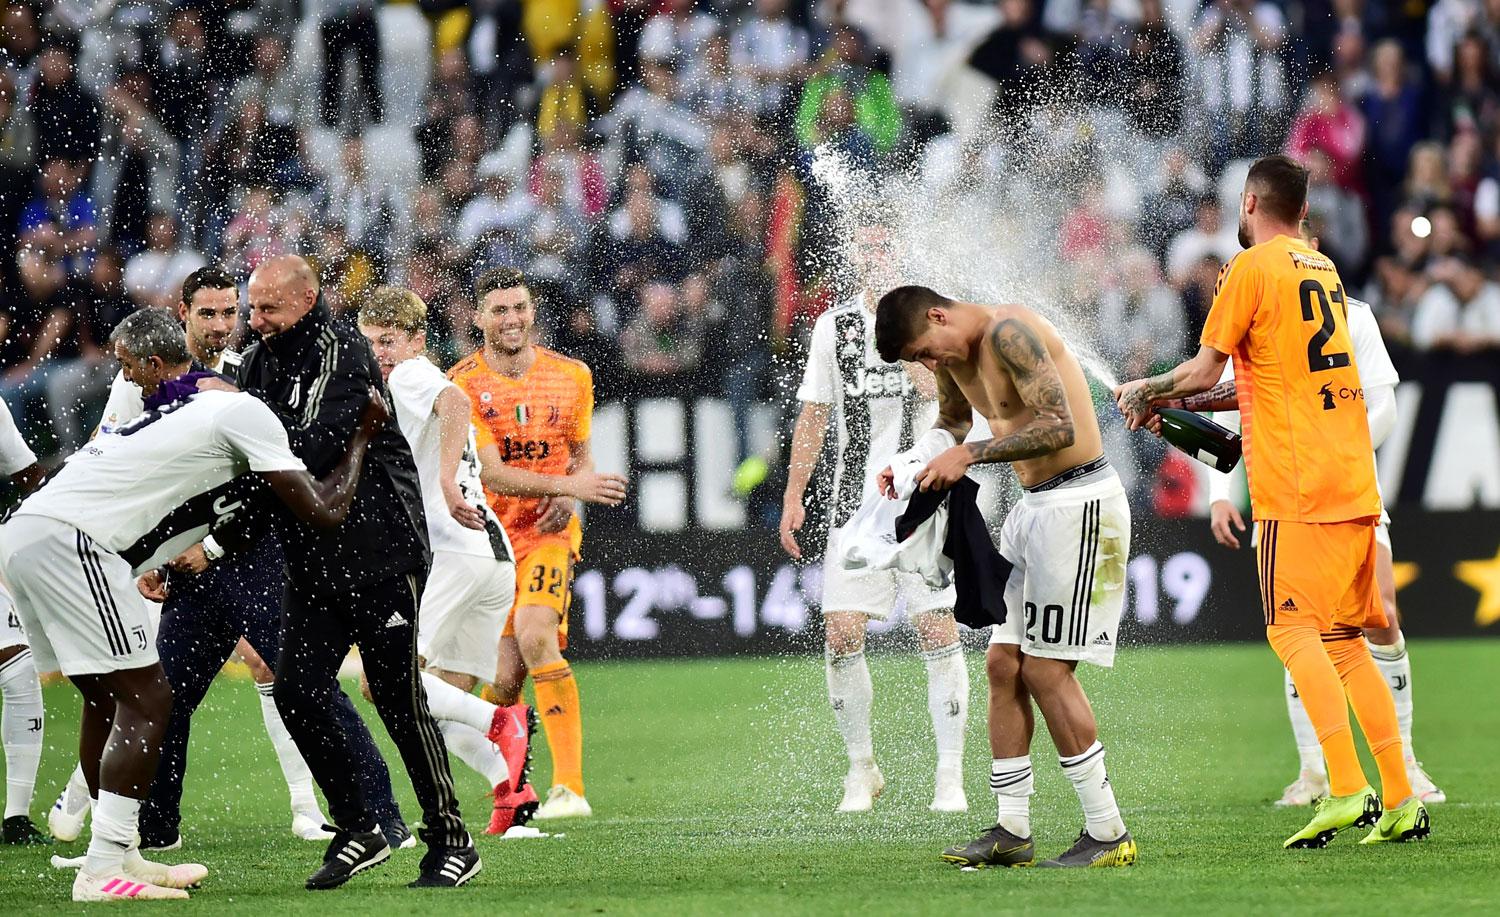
[0,639,1495,914]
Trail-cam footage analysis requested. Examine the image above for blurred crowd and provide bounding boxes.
[2,0,1500,468]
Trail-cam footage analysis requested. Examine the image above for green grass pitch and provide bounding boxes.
[2,639,1496,914]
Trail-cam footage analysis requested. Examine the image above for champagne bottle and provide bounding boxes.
[1155,408,1242,474]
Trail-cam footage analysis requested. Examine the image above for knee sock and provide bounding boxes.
[0,649,44,818]
[1267,625,1368,796]
[1282,668,1326,775]
[825,650,874,767]
[922,643,968,774]
[1326,634,1415,807]
[84,791,138,877]
[1367,636,1415,754]
[532,660,584,796]
[437,721,510,791]
[420,672,498,734]
[990,755,1033,838]
[1059,741,1127,842]
[257,682,321,815]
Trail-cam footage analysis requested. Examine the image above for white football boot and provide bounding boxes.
[49,767,92,842]
[73,871,189,902]
[1274,770,1329,807]
[124,848,208,889]
[930,766,968,813]
[533,785,593,820]
[292,810,335,840]
[1406,755,1446,804]
[837,763,885,813]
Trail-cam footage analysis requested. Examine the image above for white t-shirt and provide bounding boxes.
[0,403,37,477]
[97,350,243,435]
[797,298,937,532]
[387,357,513,561]
[15,391,304,573]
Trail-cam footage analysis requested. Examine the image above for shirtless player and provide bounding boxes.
[874,286,1135,869]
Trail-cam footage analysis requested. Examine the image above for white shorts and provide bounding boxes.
[822,528,956,621]
[0,580,27,650]
[418,550,515,681]
[0,514,158,676]
[988,469,1130,668]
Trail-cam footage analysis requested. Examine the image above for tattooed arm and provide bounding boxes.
[933,367,973,441]
[1178,379,1238,412]
[914,317,1075,491]
[1112,345,1230,431]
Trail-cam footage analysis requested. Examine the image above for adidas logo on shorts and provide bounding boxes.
[1092,631,1112,646]
[385,612,405,628]
[1280,598,1298,612]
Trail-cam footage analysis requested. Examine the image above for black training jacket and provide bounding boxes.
[233,299,429,591]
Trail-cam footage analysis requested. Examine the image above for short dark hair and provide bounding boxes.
[874,286,950,363]
[1245,155,1309,225]
[182,266,238,307]
[475,266,529,303]
[110,308,191,364]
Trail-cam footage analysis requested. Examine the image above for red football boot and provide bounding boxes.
[486,781,540,835]
[486,703,536,796]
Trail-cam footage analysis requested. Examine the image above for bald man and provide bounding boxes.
[226,256,478,889]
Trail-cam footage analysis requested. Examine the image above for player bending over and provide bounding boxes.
[1115,154,1429,847]
[1191,259,1443,807]
[0,398,48,844]
[0,308,386,901]
[358,287,540,834]
[449,267,627,820]
[875,286,1136,869]
[780,264,970,814]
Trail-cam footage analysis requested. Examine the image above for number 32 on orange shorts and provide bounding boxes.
[1258,518,1386,630]
[508,541,575,648]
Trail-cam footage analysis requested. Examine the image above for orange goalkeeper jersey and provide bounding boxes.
[1200,234,1380,524]
[448,346,594,558]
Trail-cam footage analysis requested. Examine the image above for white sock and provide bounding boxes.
[84,791,139,876]
[257,682,319,814]
[0,649,44,818]
[438,721,510,790]
[1283,668,1326,774]
[921,643,968,774]
[421,672,498,735]
[990,755,1033,837]
[825,650,874,765]
[63,762,90,810]
[1059,741,1127,843]
[1367,636,1415,754]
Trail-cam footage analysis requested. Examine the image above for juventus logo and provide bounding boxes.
[132,626,148,651]
[945,700,961,718]
[26,716,41,733]
[1393,675,1408,691]
[287,382,302,409]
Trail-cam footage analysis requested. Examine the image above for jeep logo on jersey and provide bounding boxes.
[843,366,910,399]
[502,436,552,462]
[213,495,244,525]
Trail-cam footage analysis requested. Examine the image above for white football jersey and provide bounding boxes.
[797,298,936,531]
[13,390,304,573]
[97,349,243,435]
[387,357,513,561]
[0,401,36,477]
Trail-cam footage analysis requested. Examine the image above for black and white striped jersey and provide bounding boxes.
[796,298,937,531]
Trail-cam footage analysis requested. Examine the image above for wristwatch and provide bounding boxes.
[201,534,226,563]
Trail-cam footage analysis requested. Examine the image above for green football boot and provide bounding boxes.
[1359,796,1431,844]
[1284,784,1381,849]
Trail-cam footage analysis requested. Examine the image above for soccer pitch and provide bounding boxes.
[3,641,1496,914]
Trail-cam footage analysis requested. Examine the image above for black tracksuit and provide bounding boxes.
[235,300,465,847]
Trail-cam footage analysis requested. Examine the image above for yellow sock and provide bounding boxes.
[1327,632,1415,807]
[1267,625,1369,797]
[481,682,521,707]
[532,660,584,796]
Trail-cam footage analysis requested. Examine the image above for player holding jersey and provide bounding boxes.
[0,307,386,901]
[1200,278,1444,807]
[358,287,540,834]
[449,267,627,821]
[0,397,47,845]
[1117,155,1430,847]
[780,277,970,815]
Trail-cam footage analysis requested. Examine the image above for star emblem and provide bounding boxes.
[1454,545,1500,629]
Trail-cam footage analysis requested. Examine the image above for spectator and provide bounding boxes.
[0,69,35,288]
[597,55,710,201]
[523,159,590,288]
[536,52,591,144]
[467,0,534,140]
[319,0,383,127]
[1360,40,1428,239]
[1436,31,1500,140]
[28,31,100,163]
[1192,0,1290,168]
[968,0,1051,135]
[1410,254,1500,351]
[153,8,215,150]
[638,0,719,77]
[620,280,705,382]
[1426,0,1489,85]
[1286,75,1366,193]
[730,0,811,118]
[712,190,774,464]
[1365,255,1426,345]
[885,0,1001,143]
[1117,0,1187,139]
[1166,195,1239,287]
[230,34,309,130]
[123,213,207,310]
[221,185,296,275]
[796,28,902,155]
[1476,129,1500,257]
[1402,141,1452,213]
[314,136,395,269]
[1139,146,1209,267]
[19,157,96,279]
[1304,149,1369,278]
[94,68,179,256]
[1096,247,1187,381]
[0,2,43,81]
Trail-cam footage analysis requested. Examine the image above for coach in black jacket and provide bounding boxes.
[230,255,473,888]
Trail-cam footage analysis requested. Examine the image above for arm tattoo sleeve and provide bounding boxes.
[1179,379,1238,412]
[964,318,1076,464]
[934,368,974,440]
